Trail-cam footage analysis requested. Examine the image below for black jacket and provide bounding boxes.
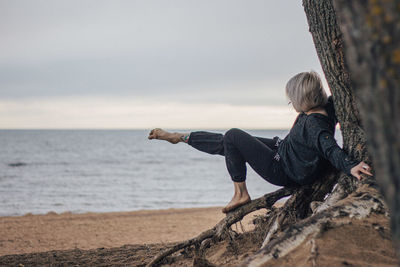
[277,96,358,185]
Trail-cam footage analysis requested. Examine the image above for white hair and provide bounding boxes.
[285,71,328,113]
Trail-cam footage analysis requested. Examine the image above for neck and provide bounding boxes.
[305,106,327,116]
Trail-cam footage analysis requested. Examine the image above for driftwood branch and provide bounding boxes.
[146,187,294,267]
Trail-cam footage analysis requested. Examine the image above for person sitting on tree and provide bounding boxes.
[148,71,373,213]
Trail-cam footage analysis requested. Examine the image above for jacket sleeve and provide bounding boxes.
[315,130,359,175]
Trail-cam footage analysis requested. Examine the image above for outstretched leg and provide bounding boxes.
[148,128,226,154]
[148,128,189,144]
[148,128,291,213]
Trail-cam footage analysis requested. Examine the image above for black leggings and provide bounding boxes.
[187,128,298,187]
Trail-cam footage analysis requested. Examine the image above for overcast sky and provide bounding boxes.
[0,0,325,129]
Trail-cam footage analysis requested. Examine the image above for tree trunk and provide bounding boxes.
[302,0,369,196]
[303,0,363,154]
[332,0,400,258]
[241,0,390,265]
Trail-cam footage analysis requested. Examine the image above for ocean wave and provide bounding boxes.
[7,162,27,167]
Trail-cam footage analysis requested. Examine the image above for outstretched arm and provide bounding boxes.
[316,130,372,180]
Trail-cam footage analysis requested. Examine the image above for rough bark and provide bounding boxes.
[332,0,400,257]
[260,166,338,246]
[302,0,369,200]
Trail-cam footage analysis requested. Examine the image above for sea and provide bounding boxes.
[0,129,343,217]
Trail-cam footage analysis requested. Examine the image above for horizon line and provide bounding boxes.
[0,128,291,131]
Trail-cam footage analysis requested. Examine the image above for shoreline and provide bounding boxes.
[0,206,268,256]
[1,204,226,218]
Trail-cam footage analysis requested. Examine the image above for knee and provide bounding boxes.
[224,128,243,142]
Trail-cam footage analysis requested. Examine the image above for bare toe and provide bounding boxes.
[148,130,155,139]
[148,128,162,140]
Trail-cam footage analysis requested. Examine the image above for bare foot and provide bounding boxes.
[222,194,251,214]
[148,128,183,144]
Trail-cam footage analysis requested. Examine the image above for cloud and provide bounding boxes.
[0,0,323,128]
[0,96,297,129]
[0,1,321,99]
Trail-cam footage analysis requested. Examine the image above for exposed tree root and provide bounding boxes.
[147,167,340,266]
[146,167,379,267]
[241,180,387,266]
[146,187,294,267]
[313,172,356,213]
[261,167,339,247]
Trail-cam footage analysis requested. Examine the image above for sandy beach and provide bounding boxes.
[0,206,265,256]
[0,205,398,266]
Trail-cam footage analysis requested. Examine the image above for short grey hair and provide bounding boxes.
[285,71,328,113]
